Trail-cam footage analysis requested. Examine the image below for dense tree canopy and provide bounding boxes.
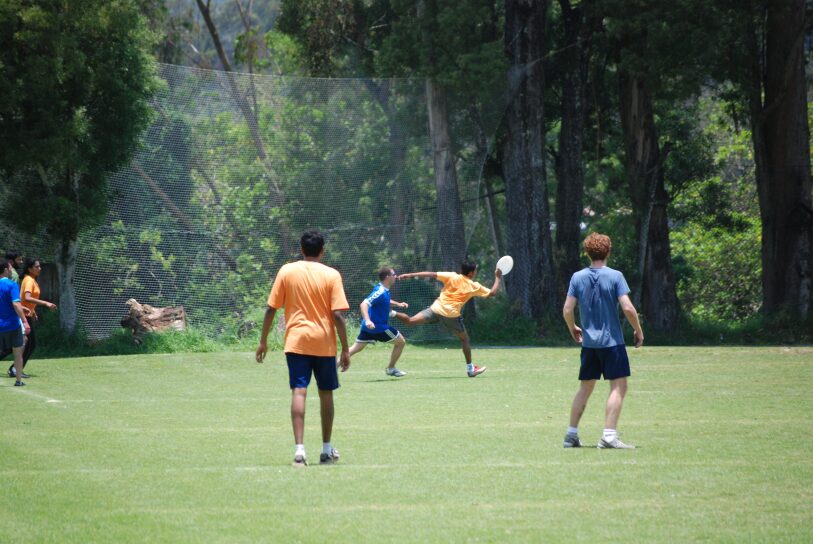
[1,0,810,339]
[0,0,158,332]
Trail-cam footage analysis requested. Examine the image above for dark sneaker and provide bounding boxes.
[292,454,308,467]
[563,433,583,448]
[7,368,14,378]
[319,448,340,465]
[19,372,29,379]
[14,380,25,387]
[467,365,487,377]
[598,436,635,449]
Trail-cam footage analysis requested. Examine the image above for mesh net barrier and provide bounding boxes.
[12,64,507,342]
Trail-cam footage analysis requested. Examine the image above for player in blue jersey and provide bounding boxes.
[0,260,30,386]
[347,267,410,377]
[562,233,644,450]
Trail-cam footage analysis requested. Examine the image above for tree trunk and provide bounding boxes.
[618,71,679,332]
[554,0,591,297]
[426,78,466,272]
[752,0,813,318]
[55,238,78,335]
[502,0,556,319]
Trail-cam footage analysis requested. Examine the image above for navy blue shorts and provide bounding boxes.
[356,326,401,343]
[579,345,631,380]
[0,328,23,352]
[286,353,340,391]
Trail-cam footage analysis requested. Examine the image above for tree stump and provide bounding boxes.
[120,298,187,344]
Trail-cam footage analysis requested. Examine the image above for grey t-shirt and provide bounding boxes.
[567,266,630,348]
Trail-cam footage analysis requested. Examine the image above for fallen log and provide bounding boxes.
[120,298,187,344]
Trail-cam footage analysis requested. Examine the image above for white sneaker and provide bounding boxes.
[292,453,308,467]
[385,367,406,377]
[597,436,635,449]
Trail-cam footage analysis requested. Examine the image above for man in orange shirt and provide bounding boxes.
[395,259,501,377]
[255,231,351,467]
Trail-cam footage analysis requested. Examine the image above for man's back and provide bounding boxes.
[567,266,629,348]
[268,260,348,357]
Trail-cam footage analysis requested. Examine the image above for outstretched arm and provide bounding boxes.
[24,291,56,311]
[619,295,644,347]
[487,269,502,297]
[255,306,277,362]
[398,272,437,281]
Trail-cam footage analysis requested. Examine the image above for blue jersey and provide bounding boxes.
[567,267,630,348]
[361,283,391,332]
[0,277,22,333]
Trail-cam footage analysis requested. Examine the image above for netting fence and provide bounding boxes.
[8,63,508,341]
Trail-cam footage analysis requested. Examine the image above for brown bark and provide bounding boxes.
[554,0,591,297]
[426,79,467,272]
[502,0,556,319]
[618,72,679,332]
[751,0,813,317]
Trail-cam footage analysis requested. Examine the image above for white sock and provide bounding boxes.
[322,442,333,455]
[466,363,474,371]
[295,444,305,456]
[567,426,579,436]
[603,428,617,441]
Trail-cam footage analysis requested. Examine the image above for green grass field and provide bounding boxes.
[2,346,811,543]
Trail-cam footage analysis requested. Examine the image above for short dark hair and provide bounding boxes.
[378,267,395,281]
[461,259,477,275]
[5,251,19,261]
[0,260,10,272]
[300,230,325,257]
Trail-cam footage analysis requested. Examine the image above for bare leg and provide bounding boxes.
[452,330,472,364]
[394,312,430,326]
[605,377,628,430]
[570,380,597,427]
[291,387,307,445]
[348,342,366,357]
[12,346,23,382]
[318,389,334,443]
[388,334,406,369]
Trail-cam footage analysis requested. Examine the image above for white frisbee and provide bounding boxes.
[496,255,514,275]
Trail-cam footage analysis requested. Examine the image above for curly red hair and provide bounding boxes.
[583,233,612,261]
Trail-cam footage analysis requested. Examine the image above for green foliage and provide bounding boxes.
[467,296,542,345]
[671,220,761,323]
[34,309,285,359]
[0,0,159,241]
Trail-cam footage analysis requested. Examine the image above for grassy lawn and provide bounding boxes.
[1,346,811,543]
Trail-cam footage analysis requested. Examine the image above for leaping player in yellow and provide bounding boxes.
[394,259,502,377]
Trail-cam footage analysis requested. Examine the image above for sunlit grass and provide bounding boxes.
[1,346,811,542]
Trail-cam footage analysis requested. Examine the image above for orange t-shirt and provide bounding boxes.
[430,272,491,318]
[20,275,40,314]
[267,260,349,357]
